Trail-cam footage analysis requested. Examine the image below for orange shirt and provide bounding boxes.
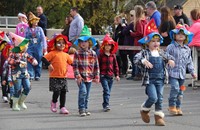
[44,50,73,78]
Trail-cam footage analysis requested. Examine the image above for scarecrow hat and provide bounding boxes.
[138,19,163,44]
[74,25,96,47]
[47,34,72,52]
[169,24,193,44]
[0,31,11,44]
[28,12,40,23]
[100,34,118,54]
[8,32,29,53]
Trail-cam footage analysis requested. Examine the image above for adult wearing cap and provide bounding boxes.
[145,1,161,28]
[25,12,47,81]
[37,6,47,36]
[173,5,190,26]
[15,13,29,37]
[73,25,99,117]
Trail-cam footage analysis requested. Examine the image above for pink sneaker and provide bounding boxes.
[60,107,69,114]
[51,101,57,113]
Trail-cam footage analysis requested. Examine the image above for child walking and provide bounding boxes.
[98,34,120,112]
[8,32,38,111]
[42,34,72,114]
[73,25,100,117]
[166,24,196,116]
[134,20,175,126]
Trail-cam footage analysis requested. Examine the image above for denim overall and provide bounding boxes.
[26,27,44,79]
[144,55,165,111]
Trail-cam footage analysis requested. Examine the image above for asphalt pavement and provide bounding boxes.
[0,69,200,130]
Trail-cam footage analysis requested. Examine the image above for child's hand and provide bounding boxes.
[48,64,54,72]
[168,60,175,68]
[19,61,27,68]
[2,80,6,85]
[143,60,153,69]
[32,59,38,66]
[76,77,83,86]
[93,78,99,83]
[116,76,120,81]
[192,74,197,79]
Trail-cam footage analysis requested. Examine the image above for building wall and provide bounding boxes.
[183,0,200,17]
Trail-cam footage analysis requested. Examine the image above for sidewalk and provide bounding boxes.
[0,69,200,130]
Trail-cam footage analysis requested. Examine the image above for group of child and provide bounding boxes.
[0,18,196,126]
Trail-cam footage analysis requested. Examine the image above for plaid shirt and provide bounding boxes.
[134,49,175,86]
[98,53,119,77]
[73,48,100,82]
[166,41,194,79]
[8,52,36,74]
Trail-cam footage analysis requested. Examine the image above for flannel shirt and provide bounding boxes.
[98,53,119,77]
[73,48,100,82]
[134,49,175,86]
[166,41,194,79]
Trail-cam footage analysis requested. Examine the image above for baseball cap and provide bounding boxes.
[174,5,183,10]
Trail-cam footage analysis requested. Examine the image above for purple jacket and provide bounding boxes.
[122,22,134,46]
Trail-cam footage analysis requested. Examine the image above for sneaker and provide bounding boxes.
[60,107,69,114]
[103,106,111,112]
[126,76,134,80]
[35,77,40,81]
[85,110,91,116]
[50,101,57,113]
[79,110,86,117]
[2,96,8,103]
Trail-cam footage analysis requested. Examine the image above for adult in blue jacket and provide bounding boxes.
[145,1,161,28]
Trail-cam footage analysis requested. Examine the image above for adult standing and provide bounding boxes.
[159,6,176,46]
[145,1,161,28]
[113,14,126,77]
[37,6,47,36]
[25,12,47,81]
[173,5,190,26]
[61,15,73,38]
[69,7,84,44]
[129,5,147,80]
[187,9,200,80]
[122,10,135,78]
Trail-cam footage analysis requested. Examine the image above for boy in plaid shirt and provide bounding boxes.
[73,25,100,117]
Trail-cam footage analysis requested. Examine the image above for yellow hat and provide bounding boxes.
[28,12,40,23]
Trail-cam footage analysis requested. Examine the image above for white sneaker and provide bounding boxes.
[2,96,8,103]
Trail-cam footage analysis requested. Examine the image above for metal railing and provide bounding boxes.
[0,16,18,28]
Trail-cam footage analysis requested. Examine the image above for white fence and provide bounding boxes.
[0,16,18,28]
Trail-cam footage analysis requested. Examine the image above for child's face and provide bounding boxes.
[148,38,160,50]
[104,44,112,52]
[56,39,66,51]
[175,31,186,42]
[79,40,89,50]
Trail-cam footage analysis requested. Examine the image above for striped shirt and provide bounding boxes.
[73,48,99,82]
[166,41,194,79]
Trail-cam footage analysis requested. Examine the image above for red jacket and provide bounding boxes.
[130,19,147,46]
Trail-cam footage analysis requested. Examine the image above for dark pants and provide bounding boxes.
[117,51,128,75]
[52,90,66,109]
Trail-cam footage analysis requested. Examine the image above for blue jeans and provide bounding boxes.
[100,76,113,108]
[168,77,184,108]
[144,79,164,111]
[78,82,92,111]
[13,74,30,98]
